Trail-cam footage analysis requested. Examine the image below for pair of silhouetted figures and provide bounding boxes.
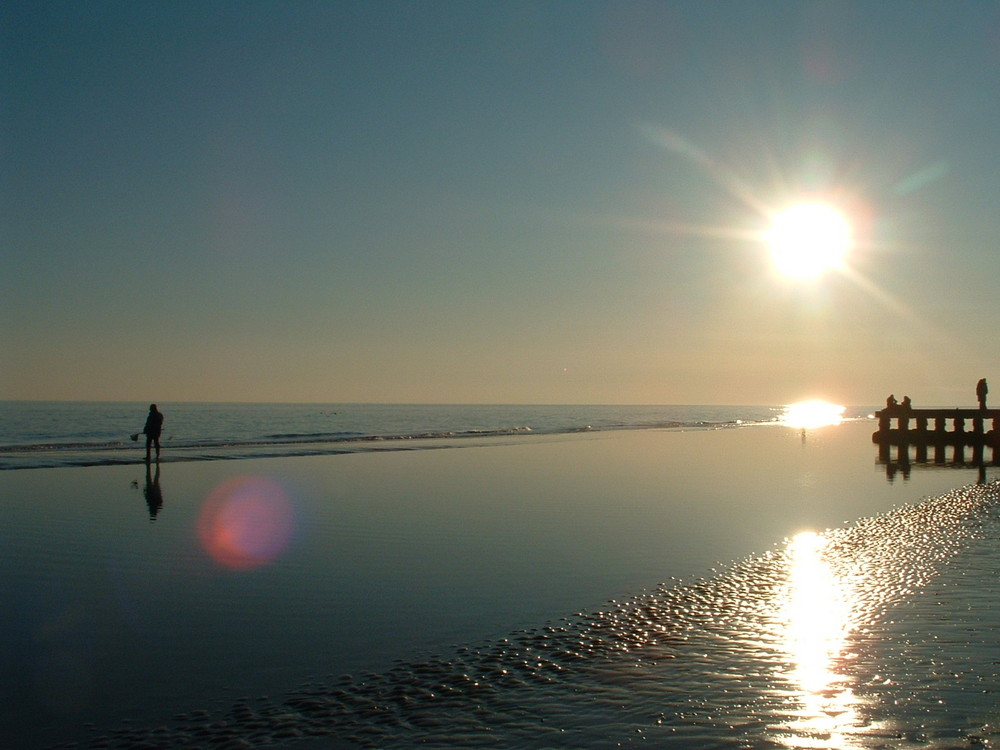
[886,379,988,411]
[885,394,912,410]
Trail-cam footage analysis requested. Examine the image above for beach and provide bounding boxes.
[2,419,999,749]
[11,2,1000,747]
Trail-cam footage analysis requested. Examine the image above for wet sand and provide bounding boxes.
[2,420,998,748]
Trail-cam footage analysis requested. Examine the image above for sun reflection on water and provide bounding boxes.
[773,531,865,748]
[782,401,845,429]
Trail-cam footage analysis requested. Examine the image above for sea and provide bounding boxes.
[0,401,859,471]
[3,402,1000,750]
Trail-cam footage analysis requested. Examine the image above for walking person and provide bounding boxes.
[143,404,164,462]
[976,378,988,410]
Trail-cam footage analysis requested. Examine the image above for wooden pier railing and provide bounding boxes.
[872,407,1000,465]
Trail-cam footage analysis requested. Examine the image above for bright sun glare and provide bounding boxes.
[776,530,861,748]
[767,203,852,279]
[782,400,845,429]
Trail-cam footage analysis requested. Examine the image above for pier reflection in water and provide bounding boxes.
[880,452,992,484]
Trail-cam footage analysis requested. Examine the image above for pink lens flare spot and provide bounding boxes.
[198,476,296,570]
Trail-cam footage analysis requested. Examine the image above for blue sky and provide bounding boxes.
[4,1,1000,405]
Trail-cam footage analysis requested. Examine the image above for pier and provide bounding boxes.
[872,406,1000,468]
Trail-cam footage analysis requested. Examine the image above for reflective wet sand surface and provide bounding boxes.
[83,481,1000,749]
[4,421,998,748]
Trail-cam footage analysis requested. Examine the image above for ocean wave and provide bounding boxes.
[0,440,130,453]
[261,431,367,440]
[0,419,764,471]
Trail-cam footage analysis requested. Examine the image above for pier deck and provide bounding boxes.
[872,407,1000,465]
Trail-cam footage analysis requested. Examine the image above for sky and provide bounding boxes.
[4,1,1000,406]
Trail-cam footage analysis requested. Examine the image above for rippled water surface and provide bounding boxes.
[2,421,998,748]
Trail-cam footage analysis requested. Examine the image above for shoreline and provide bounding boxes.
[0,402,874,471]
[0,422,772,472]
[1,417,887,473]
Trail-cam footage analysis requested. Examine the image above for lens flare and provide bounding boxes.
[198,476,295,570]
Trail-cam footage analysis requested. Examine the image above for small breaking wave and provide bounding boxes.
[0,420,755,471]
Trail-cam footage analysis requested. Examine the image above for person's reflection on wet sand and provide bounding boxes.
[144,462,163,521]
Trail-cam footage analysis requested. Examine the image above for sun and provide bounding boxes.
[767,203,852,279]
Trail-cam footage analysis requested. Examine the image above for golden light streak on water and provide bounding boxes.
[771,531,866,748]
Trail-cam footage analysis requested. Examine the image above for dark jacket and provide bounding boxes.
[144,409,164,438]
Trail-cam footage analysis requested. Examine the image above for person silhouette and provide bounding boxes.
[143,404,164,462]
[976,378,988,410]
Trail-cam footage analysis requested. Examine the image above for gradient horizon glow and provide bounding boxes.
[5,3,1000,407]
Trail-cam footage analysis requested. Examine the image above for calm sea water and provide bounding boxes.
[2,405,998,749]
[0,402,874,470]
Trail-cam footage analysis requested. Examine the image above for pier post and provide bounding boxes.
[913,415,927,462]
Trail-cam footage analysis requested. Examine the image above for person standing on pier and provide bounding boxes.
[976,378,988,410]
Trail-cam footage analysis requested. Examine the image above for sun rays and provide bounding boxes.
[634,121,924,328]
